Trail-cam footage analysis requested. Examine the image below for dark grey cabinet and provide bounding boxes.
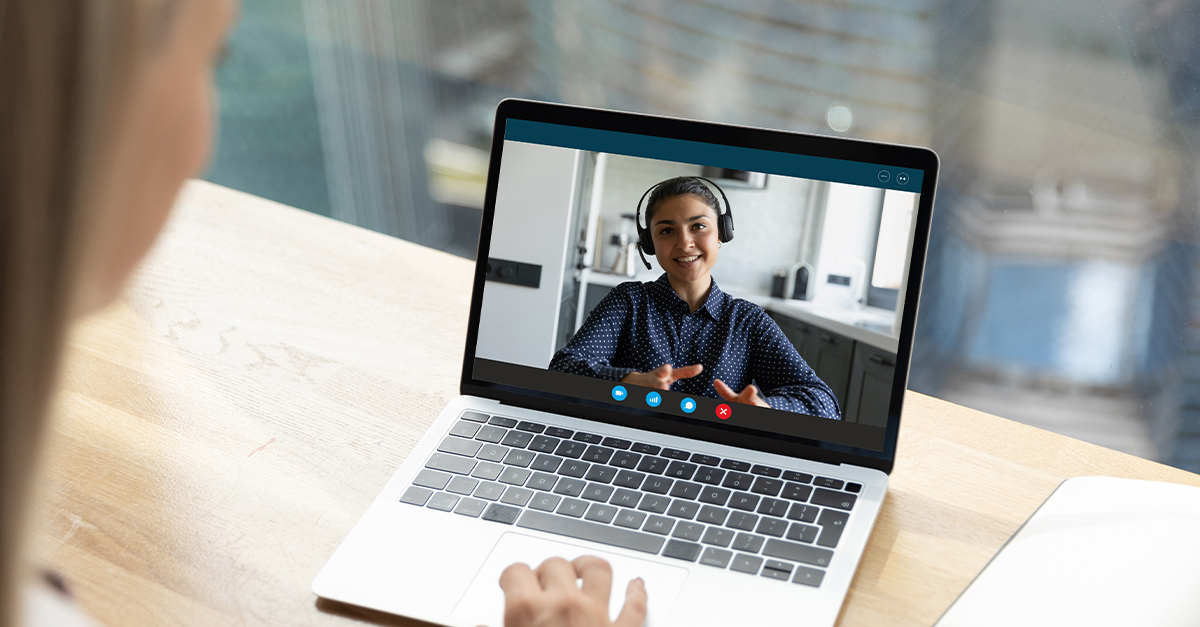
[806,328,854,412]
[845,342,897,426]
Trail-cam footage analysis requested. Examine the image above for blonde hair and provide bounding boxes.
[0,1,177,624]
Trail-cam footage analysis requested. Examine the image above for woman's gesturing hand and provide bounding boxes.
[713,379,770,408]
[620,363,703,391]
[498,556,648,627]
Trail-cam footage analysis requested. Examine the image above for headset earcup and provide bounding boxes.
[639,229,655,256]
[720,213,735,243]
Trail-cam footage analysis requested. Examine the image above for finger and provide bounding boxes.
[712,379,739,402]
[737,384,758,405]
[536,557,579,592]
[650,363,673,377]
[499,562,538,595]
[614,578,649,627]
[672,364,704,380]
[573,555,613,604]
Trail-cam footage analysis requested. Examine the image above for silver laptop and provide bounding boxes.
[313,99,938,626]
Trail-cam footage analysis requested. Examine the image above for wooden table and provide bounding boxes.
[34,181,1200,626]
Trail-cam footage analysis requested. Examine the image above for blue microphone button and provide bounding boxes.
[611,385,628,401]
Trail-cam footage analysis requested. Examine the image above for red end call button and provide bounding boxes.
[716,404,732,420]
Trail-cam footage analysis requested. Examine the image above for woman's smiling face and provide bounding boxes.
[649,194,721,285]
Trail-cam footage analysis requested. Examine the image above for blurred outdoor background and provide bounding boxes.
[204,0,1200,472]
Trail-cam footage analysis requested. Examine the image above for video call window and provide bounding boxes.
[475,133,920,448]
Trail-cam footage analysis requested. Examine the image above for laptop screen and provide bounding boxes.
[468,105,933,460]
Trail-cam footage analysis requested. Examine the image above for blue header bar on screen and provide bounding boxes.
[504,119,924,191]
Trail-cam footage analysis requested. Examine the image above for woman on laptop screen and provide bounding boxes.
[549,177,840,419]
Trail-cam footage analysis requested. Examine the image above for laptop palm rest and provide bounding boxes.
[450,532,689,626]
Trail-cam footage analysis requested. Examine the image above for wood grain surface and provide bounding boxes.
[30,180,1200,626]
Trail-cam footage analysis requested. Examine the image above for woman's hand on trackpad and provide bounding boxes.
[498,556,648,627]
[620,363,703,390]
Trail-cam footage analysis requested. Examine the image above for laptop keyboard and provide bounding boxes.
[400,411,864,588]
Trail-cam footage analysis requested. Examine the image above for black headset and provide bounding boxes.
[634,176,735,270]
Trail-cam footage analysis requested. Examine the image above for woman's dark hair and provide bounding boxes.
[645,176,721,225]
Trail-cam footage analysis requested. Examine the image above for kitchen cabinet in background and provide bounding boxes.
[845,342,897,426]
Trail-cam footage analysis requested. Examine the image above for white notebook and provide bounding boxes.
[936,476,1200,627]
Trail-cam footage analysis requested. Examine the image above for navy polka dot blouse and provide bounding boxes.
[549,274,841,419]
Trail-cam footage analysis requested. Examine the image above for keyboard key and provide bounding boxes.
[782,471,812,483]
[732,533,765,553]
[817,509,850,548]
[637,495,671,514]
[811,489,857,511]
[501,431,534,448]
[413,469,452,490]
[757,498,789,517]
[726,512,758,531]
[400,486,433,506]
[701,527,734,548]
[531,454,563,473]
[516,510,665,554]
[690,454,721,466]
[729,493,761,511]
[558,460,590,478]
[477,444,510,462]
[582,446,615,465]
[697,505,730,526]
[643,515,674,535]
[528,435,561,453]
[483,503,521,524]
[751,477,784,497]
[630,443,661,455]
[793,566,825,587]
[666,500,700,519]
[471,462,503,481]
[761,560,792,580]
[720,459,752,472]
[585,503,618,524]
[636,456,670,474]
[846,483,862,493]
[665,461,698,480]
[613,470,646,489]
[502,449,536,468]
[498,466,532,486]
[460,411,489,423]
[813,476,844,490]
[475,425,507,443]
[610,451,641,469]
[426,452,476,475]
[489,416,518,428]
[756,517,788,537]
[731,554,763,574]
[529,493,561,512]
[763,539,834,567]
[438,436,483,457]
[609,489,642,508]
[699,547,733,568]
[557,498,589,518]
[698,486,731,506]
[516,421,546,433]
[668,481,701,500]
[582,483,615,502]
[447,476,479,495]
[660,448,691,460]
[584,465,617,484]
[694,467,726,485]
[722,472,754,490]
[614,509,647,529]
[473,481,505,501]
[501,487,534,507]
[454,497,487,517]
[555,440,588,459]
[552,478,586,497]
[449,420,481,438]
[672,522,705,541]
[662,539,702,562]
[526,472,558,491]
[427,492,459,512]
[787,523,819,543]
[787,503,819,523]
[782,483,814,502]
[544,427,573,439]
[643,477,673,494]
[751,465,782,478]
[573,432,603,444]
[601,437,632,449]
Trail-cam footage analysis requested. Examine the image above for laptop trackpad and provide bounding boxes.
[450,532,689,627]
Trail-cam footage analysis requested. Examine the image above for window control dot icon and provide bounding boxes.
[611,385,627,401]
[680,397,697,414]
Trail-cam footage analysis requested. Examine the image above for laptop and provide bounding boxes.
[313,99,938,626]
